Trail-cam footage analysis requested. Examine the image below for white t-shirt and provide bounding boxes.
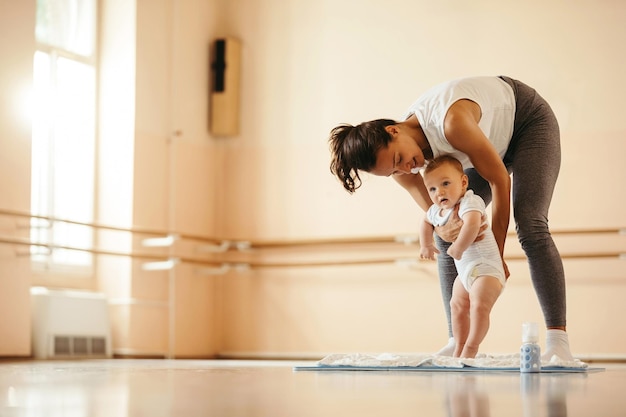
[403,76,516,170]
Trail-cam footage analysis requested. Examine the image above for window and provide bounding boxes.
[31,0,97,270]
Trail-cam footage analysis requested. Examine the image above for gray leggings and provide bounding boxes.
[435,76,566,337]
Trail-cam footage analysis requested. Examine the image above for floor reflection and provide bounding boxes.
[442,371,587,417]
[1,362,130,417]
[519,373,575,417]
[0,360,611,417]
[445,375,491,417]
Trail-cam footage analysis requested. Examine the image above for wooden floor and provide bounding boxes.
[0,359,624,416]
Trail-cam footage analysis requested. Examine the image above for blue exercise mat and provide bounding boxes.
[293,364,604,373]
[292,353,603,373]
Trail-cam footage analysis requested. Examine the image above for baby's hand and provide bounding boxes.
[419,245,439,261]
[446,243,463,260]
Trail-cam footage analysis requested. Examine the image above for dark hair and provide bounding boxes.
[423,155,464,176]
[328,119,396,193]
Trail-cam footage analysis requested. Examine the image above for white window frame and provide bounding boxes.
[31,0,99,285]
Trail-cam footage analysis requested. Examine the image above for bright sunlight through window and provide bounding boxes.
[31,0,97,269]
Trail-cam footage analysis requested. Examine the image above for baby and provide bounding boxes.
[419,155,506,358]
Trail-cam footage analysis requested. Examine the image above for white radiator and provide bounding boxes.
[31,287,112,359]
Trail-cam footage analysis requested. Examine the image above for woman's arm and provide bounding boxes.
[443,99,511,257]
[393,172,432,212]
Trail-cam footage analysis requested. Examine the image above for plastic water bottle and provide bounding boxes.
[520,322,541,373]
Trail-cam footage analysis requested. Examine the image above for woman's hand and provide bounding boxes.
[434,205,464,242]
[434,204,488,243]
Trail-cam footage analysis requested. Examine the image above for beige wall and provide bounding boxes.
[0,0,35,356]
[222,0,626,239]
[216,0,626,358]
[1,0,625,359]
[97,0,223,357]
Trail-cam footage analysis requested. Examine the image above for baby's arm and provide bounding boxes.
[419,217,439,260]
[446,210,482,260]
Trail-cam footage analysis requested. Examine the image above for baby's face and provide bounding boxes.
[423,164,467,210]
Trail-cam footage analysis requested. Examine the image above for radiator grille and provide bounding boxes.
[52,336,108,357]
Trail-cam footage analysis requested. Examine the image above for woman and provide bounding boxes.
[329,75,573,361]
